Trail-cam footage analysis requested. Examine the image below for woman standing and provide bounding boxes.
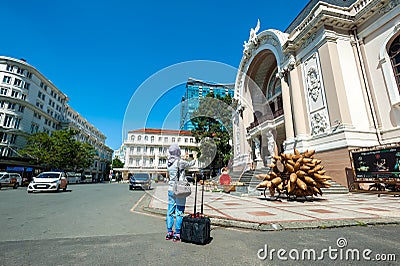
[165,144,195,242]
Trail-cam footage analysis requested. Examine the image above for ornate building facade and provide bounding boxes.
[233,0,400,186]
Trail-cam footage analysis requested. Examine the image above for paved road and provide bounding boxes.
[0,183,398,265]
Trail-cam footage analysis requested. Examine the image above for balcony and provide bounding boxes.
[246,108,284,132]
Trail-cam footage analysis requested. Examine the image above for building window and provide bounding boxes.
[266,69,281,100]
[0,88,8,95]
[3,115,13,127]
[138,135,142,141]
[16,67,24,75]
[18,105,25,112]
[172,137,176,142]
[130,135,135,141]
[1,147,11,157]
[11,90,19,98]
[164,137,168,142]
[10,134,17,144]
[151,136,154,143]
[13,78,22,87]
[3,76,11,84]
[137,147,141,153]
[144,136,148,141]
[23,82,30,90]
[135,159,140,166]
[7,103,16,110]
[0,132,7,143]
[389,35,400,93]
[36,101,43,109]
[6,65,14,72]
[30,123,39,133]
[14,118,21,129]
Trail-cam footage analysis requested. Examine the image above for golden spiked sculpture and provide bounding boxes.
[255,149,332,197]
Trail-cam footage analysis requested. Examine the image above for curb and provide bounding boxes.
[140,190,400,231]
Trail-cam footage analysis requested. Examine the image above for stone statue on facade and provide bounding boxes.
[243,19,260,56]
[266,130,276,157]
[252,136,262,168]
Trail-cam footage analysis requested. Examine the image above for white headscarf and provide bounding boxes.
[168,144,181,167]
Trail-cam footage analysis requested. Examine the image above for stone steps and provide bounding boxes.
[321,180,349,194]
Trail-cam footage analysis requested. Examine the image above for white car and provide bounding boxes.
[27,171,68,193]
[0,172,22,189]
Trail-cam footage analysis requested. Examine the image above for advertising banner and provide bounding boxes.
[351,146,400,179]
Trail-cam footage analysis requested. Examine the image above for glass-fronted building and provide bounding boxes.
[180,78,234,130]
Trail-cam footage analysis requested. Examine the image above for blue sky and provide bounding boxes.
[2,0,309,150]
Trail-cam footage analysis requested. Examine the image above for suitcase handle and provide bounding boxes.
[193,171,205,215]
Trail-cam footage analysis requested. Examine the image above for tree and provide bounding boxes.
[190,93,234,173]
[112,157,124,168]
[20,129,96,171]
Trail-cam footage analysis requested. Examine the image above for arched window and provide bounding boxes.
[266,69,281,100]
[389,35,400,93]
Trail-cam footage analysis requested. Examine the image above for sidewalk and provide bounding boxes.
[145,183,400,231]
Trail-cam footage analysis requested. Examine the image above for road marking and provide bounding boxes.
[129,193,165,220]
[130,193,147,212]
[131,210,164,219]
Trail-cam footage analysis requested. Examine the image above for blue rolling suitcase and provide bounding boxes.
[181,174,211,245]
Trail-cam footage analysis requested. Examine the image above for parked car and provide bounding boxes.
[129,173,151,190]
[27,171,68,193]
[0,172,22,189]
[66,172,81,184]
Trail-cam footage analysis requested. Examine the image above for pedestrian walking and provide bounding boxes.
[165,144,195,242]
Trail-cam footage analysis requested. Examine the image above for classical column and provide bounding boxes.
[280,75,295,140]
[289,65,308,136]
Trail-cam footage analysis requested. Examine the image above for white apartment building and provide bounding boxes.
[113,145,126,164]
[117,128,198,178]
[64,107,113,181]
[0,56,112,180]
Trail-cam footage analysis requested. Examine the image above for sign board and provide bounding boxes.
[350,145,400,179]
